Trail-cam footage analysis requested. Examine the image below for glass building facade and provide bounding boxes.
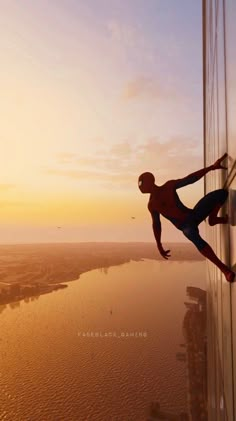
[203,0,236,419]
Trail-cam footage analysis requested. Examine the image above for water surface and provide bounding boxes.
[0,259,206,421]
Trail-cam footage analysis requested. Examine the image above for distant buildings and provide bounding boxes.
[0,281,67,305]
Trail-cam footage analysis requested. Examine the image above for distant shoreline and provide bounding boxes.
[0,242,205,307]
[0,241,194,246]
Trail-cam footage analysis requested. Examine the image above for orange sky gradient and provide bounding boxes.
[0,0,204,243]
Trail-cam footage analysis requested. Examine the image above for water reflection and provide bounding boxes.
[0,304,7,314]
[182,287,207,421]
[147,400,189,420]
[8,301,21,310]
[0,259,206,420]
[99,267,109,275]
[147,287,207,421]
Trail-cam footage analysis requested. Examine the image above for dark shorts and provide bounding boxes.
[177,189,228,251]
[180,218,207,250]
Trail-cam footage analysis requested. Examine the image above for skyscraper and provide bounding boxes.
[203,0,236,419]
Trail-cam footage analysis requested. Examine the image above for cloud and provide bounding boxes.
[135,137,202,176]
[56,141,133,170]
[48,137,202,189]
[0,200,24,208]
[106,20,155,64]
[121,75,178,102]
[121,77,163,100]
[107,21,139,49]
[46,168,109,180]
[46,168,136,183]
[110,141,132,158]
[0,184,16,191]
[56,153,78,164]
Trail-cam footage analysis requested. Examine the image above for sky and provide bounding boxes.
[0,0,204,243]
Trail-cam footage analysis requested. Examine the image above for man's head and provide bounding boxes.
[138,172,155,193]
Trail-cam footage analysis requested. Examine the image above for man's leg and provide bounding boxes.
[182,225,235,282]
[200,243,235,282]
[192,189,228,226]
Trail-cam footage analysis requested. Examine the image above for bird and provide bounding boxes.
[57,227,62,229]
[131,216,136,219]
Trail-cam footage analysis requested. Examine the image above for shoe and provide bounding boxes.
[225,271,235,283]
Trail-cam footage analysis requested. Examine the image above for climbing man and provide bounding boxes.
[138,152,235,282]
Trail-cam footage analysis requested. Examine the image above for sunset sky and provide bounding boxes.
[0,0,204,243]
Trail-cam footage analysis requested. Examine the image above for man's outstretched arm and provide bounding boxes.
[149,208,171,259]
[174,153,228,189]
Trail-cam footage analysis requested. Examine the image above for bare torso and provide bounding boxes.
[148,181,192,226]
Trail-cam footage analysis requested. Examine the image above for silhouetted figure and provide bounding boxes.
[138,153,235,282]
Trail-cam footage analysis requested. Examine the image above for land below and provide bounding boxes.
[0,242,204,306]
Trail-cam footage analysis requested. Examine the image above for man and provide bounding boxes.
[138,153,235,282]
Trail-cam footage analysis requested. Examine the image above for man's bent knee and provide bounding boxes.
[219,188,228,202]
[182,226,207,251]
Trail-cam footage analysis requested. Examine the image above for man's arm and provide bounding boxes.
[148,207,171,259]
[174,164,214,189]
[150,209,162,248]
[174,153,228,189]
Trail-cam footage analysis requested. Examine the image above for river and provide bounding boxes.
[0,259,206,421]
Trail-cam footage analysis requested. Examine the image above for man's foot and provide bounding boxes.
[222,214,229,224]
[209,214,229,226]
[224,270,235,283]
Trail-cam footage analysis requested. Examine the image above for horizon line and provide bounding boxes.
[0,240,190,246]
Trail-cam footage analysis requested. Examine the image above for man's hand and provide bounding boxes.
[158,246,171,260]
[212,153,228,170]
